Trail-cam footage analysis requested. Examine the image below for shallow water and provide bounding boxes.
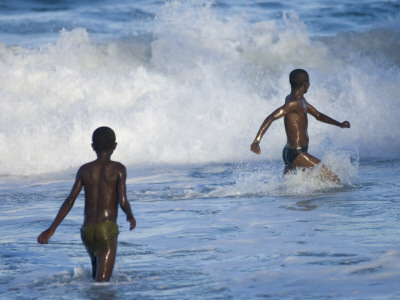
[1,159,400,299]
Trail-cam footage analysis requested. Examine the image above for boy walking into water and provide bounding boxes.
[250,69,350,180]
[38,127,136,282]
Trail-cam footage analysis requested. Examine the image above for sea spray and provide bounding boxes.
[0,3,398,176]
[211,140,358,198]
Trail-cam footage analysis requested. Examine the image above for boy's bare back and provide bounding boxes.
[79,158,130,226]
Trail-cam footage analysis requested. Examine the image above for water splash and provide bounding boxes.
[0,2,398,176]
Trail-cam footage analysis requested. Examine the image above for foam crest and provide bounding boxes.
[0,2,398,176]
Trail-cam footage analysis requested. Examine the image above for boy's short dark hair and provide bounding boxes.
[92,127,116,151]
[289,69,309,89]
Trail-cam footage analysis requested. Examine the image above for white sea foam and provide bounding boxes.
[206,140,358,198]
[0,3,398,176]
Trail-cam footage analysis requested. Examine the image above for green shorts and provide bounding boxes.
[80,221,119,257]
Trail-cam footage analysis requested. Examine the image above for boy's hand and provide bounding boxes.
[128,217,136,231]
[37,228,54,244]
[250,142,261,154]
[341,121,350,128]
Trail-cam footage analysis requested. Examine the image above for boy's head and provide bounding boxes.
[92,127,116,152]
[289,69,309,90]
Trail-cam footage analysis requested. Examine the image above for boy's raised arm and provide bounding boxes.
[117,165,136,231]
[307,102,350,128]
[37,170,83,244]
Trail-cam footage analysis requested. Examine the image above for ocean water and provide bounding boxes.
[1,0,400,299]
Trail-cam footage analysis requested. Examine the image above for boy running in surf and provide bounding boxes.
[37,127,136,282]
[250,69,350,180]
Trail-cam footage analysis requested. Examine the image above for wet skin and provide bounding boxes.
[250,78,350,179]
[37,143,136,282]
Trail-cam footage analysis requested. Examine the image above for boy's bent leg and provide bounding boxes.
[319,165,339,182]
[95,237,117,282]
[293,152,320,168]
[294,153,339,182]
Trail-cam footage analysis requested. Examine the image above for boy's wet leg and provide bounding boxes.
[95,237,118,282]
[90,254,97,279]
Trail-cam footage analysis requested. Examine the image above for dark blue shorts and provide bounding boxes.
[282,145,308,167]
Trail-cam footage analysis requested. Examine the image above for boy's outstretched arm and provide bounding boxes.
[117,165,136,231]
[307,102,350,128]
[37,170,83,244]
[250,104,290,154]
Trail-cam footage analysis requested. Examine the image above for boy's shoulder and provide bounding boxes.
[77,160,126,174]
[78,160,96,170]
[111,161,126,174]
[110,160,126,168]
[284,96,302,108]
